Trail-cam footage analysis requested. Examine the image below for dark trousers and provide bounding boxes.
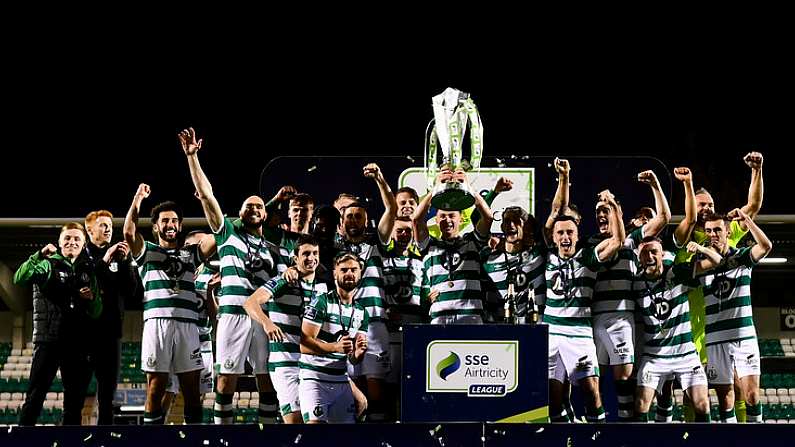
[19,341,91,426]
[87,337,121,425]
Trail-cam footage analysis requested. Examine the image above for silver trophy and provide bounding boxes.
[424,87,484,211]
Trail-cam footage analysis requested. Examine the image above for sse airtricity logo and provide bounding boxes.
[427,340,518,397]
[436,352,461,381]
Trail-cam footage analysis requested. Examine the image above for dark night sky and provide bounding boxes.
[2,41,793,219]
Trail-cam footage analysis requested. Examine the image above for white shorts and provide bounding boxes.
[636,353,707,394]
[167,344,215,394]
[430,314,483,325]
[216,313,269,375]
[299,380,355,423]
[141,318,203,374]
[548,334,600,384]
[385,331,402,385]
[593,312,635,366]
[271,367,301,416]
[705,339,761,385]
[348,321,391,379]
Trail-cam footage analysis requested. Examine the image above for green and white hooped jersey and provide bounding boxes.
[136,241,201,323]
[482,244,547,317]
[587,228,645,315]
[214,218,277,315]
[632,259,700,359]
[299,291,369,383]
[263,274,329,371]
[334,234,387,323]
[543,246,603,338]
[699,246,758,345]
[194,262,217,340]
[381,246,425,326]
[263,226,301,275]
[421,231,488,322]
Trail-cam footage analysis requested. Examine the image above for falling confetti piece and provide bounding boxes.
[683,432,689,440]
[406,156,415,163]
[203,441,210,446]
[429,425,442,436]
[566,436,572,447]
[52,443,58,447]
[179,431,186,439]
[84,434,93,442]
[591,431,601,441]
[536,427,545,433]
[111,432,121,439]
[294,434,303,444]
[381,443,392,447]
[436,437,446,447]
[307,166,317,172]
[259,423,264,431]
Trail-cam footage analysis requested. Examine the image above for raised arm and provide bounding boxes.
[123,183,150,258]
[412,170,452,244]
[179,127,224,233]
[264,186,297,229]
[686,241,723,274]
[595,192,624,261]
[637,170,671,237]
[544,157,570,245]
[672,167,697,247]
[740,152,764,229]
[363,163,397,245]
[458,170,493,237]
[729,208,772,262]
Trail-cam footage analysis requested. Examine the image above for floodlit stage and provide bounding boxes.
[1,422,794,447]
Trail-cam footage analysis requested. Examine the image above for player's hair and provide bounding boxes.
[293,234,320,256]
[395,186,419,203]
[84,210,113,227]
[150,201,183,225]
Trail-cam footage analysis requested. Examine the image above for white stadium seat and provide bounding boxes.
[768,395,780,404]
[766,388,778,396]
[0,392,11,400]
[238,391,251,400]
[778,388,789,396]
[780,395,792,404]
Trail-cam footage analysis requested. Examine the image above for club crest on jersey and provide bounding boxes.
[304,306,318,320]
[165,256,187,277]
[549,272,566,295]
[146,355,157,368]
[442,252,462,271]
[653,299,672,321]
[513,272,528,288]
[224,358,236,370]
[246,255,271,273]
[714,277,735,299]
[313,406,324,417]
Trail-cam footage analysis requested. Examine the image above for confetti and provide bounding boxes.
[294,434,303,444]
[591,431,601,441]
[203,441,210,446]
[683,432,689,440]
[429,424,442,436]
[566,436,572,447]
[381,443,392,447]
[179,431,186,439]
[307,166,317,172]
[83,434,93,442]
[406,156,415,163]
[52,443,58,447]
[535,427,545,433]
[110,432,121,438]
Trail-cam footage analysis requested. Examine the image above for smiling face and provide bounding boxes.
[289,198,314,232]
[294,242,319,275]
[638,240,664,279]
[154,211,182,244]
[553,219,578,258]
[59,228,86,260]
[396,191,418,218]
[595,201,611,235]
[239,196,266,229]
[88,215,113,246]
[436,210,462,240]
[392,218,413,248]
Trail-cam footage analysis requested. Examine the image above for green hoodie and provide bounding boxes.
[14,251,103,319]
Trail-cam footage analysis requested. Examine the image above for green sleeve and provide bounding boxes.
[13,251,51,285]
[262,225,283,247]
[578,246,602,270]
[733,247,756,268]
[359,304,370,332]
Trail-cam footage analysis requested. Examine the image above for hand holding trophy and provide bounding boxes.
[425,87,484,211]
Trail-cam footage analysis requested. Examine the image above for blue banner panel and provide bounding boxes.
[402,324,549,423]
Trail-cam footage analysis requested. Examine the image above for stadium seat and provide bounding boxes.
[10,349,21,357]
[780,395,792,405]
[11,393,23,401]
[760,395,769,405]
[782,338,792,345]
[238,391,251,400]
[768,396,780,405]
[238,399,250,408]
